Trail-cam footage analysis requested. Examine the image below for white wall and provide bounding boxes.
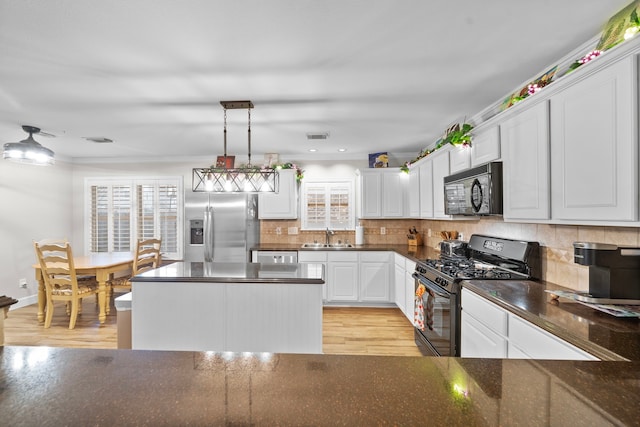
[71,157,368,250]
[0,160,73,304]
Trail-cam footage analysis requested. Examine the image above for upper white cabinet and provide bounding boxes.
[359,168,406,218]
[449,144,471,174]
[408,167,420,218]
[417,158,434,218]
[470,125,501,167]
[431,149,451,219]
[501,101,551,220]
[258,169,298,219]
[550,56,637,222]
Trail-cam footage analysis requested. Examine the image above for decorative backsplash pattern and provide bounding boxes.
[260,218,640,292]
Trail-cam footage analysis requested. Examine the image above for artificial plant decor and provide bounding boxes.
[400,122,473,173]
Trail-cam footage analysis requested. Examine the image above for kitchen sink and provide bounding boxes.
[300,243,354,249]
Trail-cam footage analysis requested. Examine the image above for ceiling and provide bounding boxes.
[0,0,631,164]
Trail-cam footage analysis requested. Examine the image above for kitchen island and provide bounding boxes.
[2,346,639,426]
[130,261,324,353]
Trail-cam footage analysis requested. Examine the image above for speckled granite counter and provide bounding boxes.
[463,280,640,361]
[253,242,437,263]
[1,346,639,426]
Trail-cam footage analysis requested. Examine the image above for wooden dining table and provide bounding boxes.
[33,252,135,324]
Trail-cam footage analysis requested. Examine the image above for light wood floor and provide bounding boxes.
[4,298,423,357]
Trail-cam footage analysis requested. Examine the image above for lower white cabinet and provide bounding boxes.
[394,254,416,322]
[327,252,359,302]
[359,252,391,302]
[461,288,597,360]
[461,311,508,358]
[394,254,406,313]
[404,260,416,323]
[507,314,597,360]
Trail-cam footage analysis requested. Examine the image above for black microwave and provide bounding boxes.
[444,162,503,215]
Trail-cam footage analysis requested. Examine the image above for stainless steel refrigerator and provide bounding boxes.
[184,193,259,262]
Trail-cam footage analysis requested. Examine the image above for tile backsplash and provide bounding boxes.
[260,218,640,292]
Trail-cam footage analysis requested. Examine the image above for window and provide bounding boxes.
[86,177,183,259]
[301,180,355,230]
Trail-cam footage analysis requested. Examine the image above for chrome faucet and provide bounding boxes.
[325,228,335,246]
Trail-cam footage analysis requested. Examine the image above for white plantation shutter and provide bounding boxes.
[329,183,351,229]
[87,178,182,259]
[90,185,109,252]
[112,185,132,252]
[157,185,179,254]
[304,183,327,229]
[136,183,179,254]
[301,181,354,230]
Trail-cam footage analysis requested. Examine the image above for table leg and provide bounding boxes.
[35,268,45,323]
[97,271,107,324]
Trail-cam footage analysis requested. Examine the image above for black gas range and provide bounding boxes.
[413,234,541,357]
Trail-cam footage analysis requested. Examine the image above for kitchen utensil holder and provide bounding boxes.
[408,233,423,248]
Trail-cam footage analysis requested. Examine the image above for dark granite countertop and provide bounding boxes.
[463,280,640,361]
[1,346,639,426]
[131,261,324,284]
[252,243,437,263]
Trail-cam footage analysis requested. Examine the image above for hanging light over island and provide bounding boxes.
[192,100,278,193]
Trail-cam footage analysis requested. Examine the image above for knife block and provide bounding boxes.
[408,233,423,248]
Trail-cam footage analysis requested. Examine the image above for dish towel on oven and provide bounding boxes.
[425,289,435,331]
[414,284,426,331]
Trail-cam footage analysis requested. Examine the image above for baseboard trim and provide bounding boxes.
[10,294,38,311]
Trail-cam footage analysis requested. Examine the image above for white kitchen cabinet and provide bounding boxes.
[394,254,406,314]
[470,125,501,167]
[327,251,359,302]
[501,101,550,220]
[550,56,637,222]
[461,311,508,358]
[508,314,597,360]
[404,259,416,323]
[408,167,420,218]
[431,149,451,219]
[359,252,391,302]
[298,251,328,301]
[358,168,406,218]
[460,288,597,360]
[258,169,298,219]
[417,158,434,218]
[449,144,471,174]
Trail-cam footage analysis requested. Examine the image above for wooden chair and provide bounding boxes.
[34,241,98,329]
[107,238,162,295]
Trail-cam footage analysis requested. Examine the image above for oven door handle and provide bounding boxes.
[412,273,450,298]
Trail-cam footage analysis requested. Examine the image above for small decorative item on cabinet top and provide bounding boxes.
[369,152,388,168]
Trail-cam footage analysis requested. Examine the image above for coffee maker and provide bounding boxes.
[573,242,640,304]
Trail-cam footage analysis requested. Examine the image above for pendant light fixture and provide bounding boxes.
[192,100,278,193]
[3,125,55,166]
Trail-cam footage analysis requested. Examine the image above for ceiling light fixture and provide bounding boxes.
[338,148,347,152]
[3,125,55,166]
[192,100,278,193]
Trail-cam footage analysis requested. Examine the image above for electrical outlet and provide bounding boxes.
[275,227,282,235]
[287,227,298,235]
[380,227,386,235]
[19,278,27,288]
[428,229,432,237]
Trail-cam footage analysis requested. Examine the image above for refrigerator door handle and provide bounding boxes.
[204,205,214,262]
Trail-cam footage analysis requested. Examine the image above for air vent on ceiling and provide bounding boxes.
[84,137,114,143]
[306,132,329,140]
